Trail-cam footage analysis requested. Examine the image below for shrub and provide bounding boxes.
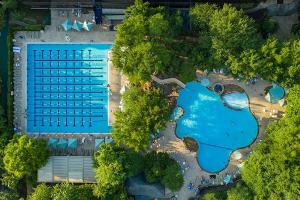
[3,134,49,177]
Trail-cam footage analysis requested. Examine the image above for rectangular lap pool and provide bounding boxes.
[27,44,112,133]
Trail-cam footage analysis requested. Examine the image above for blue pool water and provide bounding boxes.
[27,43,112,133]
[176,82,258,173]
[223,92,249,109]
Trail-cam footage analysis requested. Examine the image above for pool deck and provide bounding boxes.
[13,8,122,134]
[154,72,286,200]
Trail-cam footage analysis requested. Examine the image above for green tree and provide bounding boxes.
[161,162,184,191]
[53,182,77,200]
[199,192,224,200]
[209,4,259,65]
[3,134,49,177]
[144,152,183,191]
[242,85,300,199]
[190,3,217,31]
[227,37,300,86]
[0,190,19,200]
[112,0,182,83]
[0,0,18,11]
[28,183,52,200]
[93,143,140,199]
[112,87,170,151]
[227,183,253,200]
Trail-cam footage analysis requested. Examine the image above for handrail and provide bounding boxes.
[151,75,185,88]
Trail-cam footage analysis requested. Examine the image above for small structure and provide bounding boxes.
[37,156,96,183]
[126,174,166,199]
[265,83,285,103]
[213,83,224,94]
[231,150,242,160]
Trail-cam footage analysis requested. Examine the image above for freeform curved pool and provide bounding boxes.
[175,82,258,173]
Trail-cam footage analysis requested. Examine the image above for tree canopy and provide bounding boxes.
[28,183,52,200]
[227,37,300,86]
[112,0,182,83]
[112,87,170,151]
[241,85,300,199]
[226,183,253,200]
[3,134,49,177]
[144,152,183,191]
[93,143,143,199]
[28,183,97,200]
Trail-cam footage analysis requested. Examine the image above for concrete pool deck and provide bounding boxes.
[154,73,286,200]
[13,8,121,134]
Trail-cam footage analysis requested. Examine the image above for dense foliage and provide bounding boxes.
[190,3,260,71]
[28,183,97,200]
[228,37,300,86]
[93,143,143,199]
[241,85,300,199]
[28,183,52,200]
[144,152,183,191]
[112,0,182,83]
[3,134,49,177]
[112,86,170,151]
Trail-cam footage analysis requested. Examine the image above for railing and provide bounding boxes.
[151,75,185,88]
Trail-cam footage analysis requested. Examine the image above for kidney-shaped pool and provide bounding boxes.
[175,81,258,173]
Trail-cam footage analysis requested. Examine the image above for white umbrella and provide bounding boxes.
[83,20,93,31]
[120,85,128,94]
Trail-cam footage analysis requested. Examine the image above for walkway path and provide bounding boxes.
[151,75,185,88]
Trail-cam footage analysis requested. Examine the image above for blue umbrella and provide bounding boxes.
[72,20,83,31]
[57,138,68,149]
[68,138,77,149]
[48,138,58,148]
[83,20,93,31]
[62,19,72,31]
[105,137,113,143]
[95,138,104,149]
[224,174,232,185]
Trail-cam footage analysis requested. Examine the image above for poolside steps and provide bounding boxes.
[151,75,185,88]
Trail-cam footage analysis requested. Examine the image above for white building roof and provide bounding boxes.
[38,156,96,183]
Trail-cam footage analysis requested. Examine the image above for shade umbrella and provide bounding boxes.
[48,138,58,148]
[120,85,128,95]
[83,20,93,31]
[72,20,83,31]
[224,174,232,185]
[232,150,242,160]
[95,138,104,149]
[62,19,72,31]
[105,137,113,143]
[57,138,68,149]
[68,138,77,149]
